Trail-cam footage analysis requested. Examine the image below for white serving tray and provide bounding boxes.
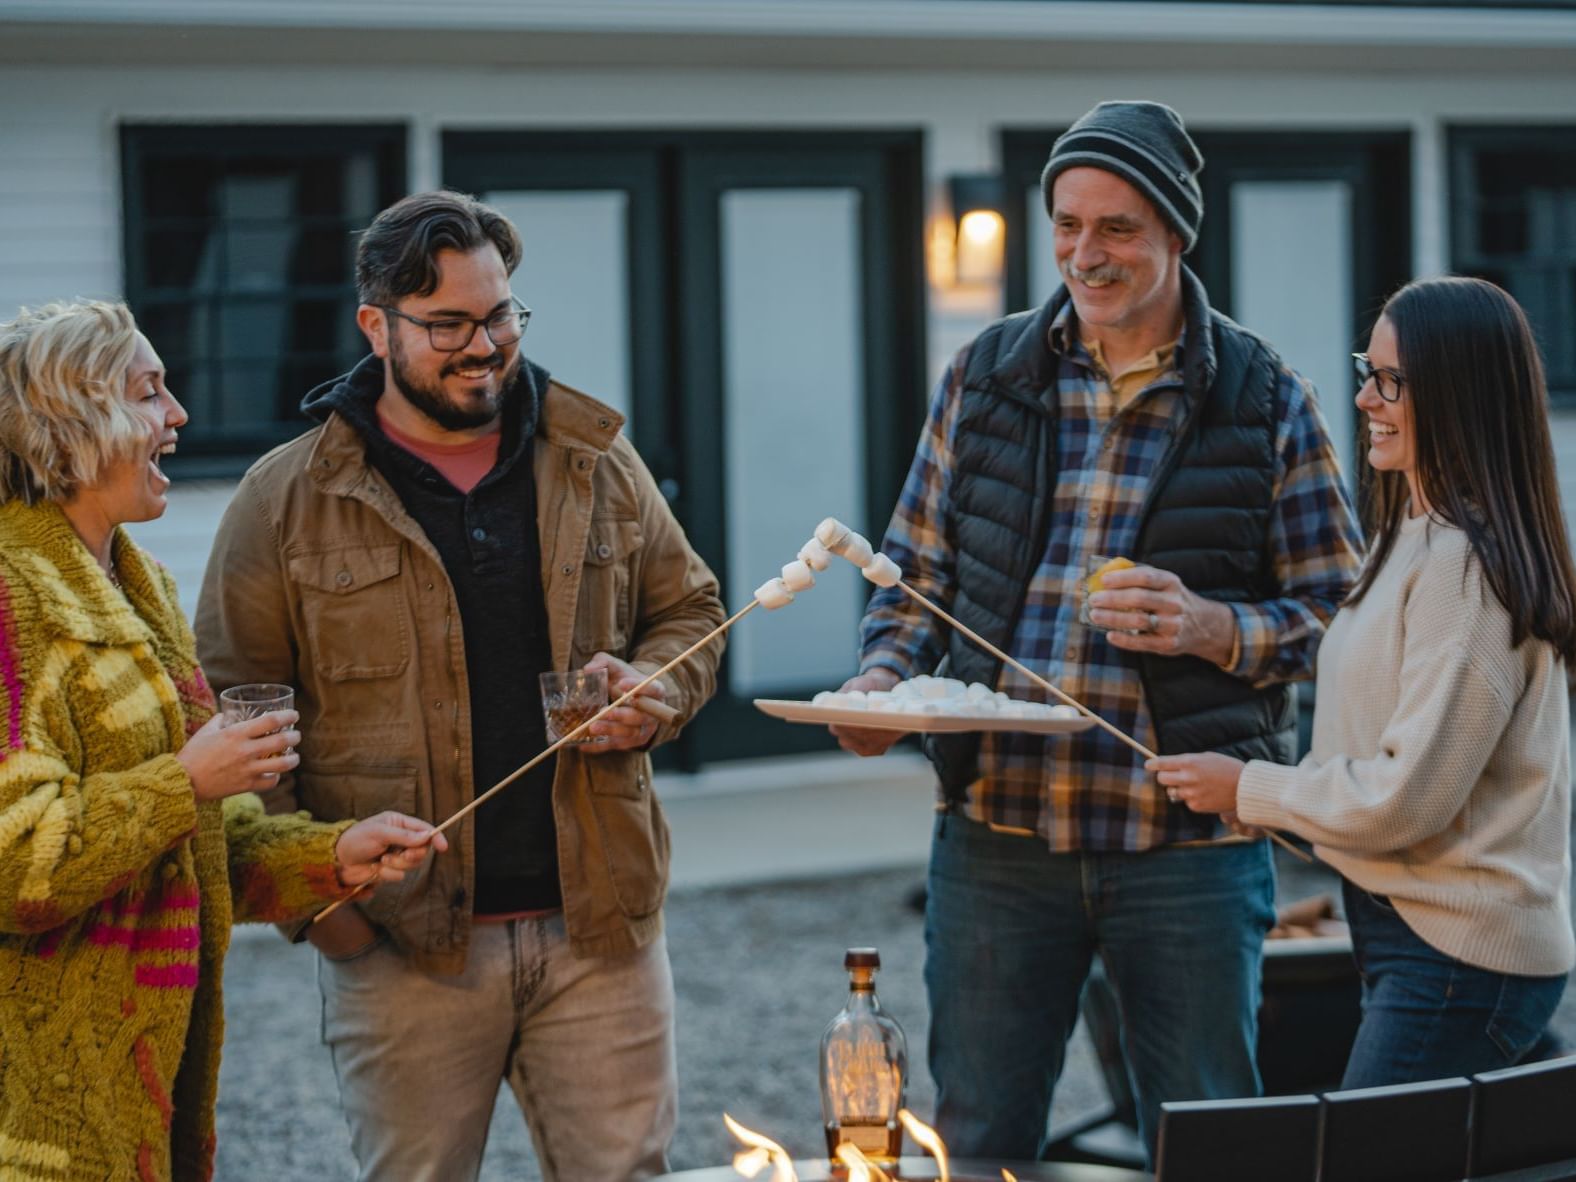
[753,699,1097,735]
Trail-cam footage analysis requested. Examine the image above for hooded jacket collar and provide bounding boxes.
[300,354,624,497]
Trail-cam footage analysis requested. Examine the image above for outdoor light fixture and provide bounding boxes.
[948,173,1006,286]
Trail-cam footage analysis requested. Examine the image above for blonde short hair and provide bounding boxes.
[0,300,148,504]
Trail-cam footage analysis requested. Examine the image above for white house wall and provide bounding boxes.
[4,59,1576,507]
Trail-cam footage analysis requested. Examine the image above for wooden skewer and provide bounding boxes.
[892,579,1314,865]
[313,599,761,924]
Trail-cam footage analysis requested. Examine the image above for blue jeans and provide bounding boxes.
[1340,879,1567,1090]
[924,815,1276,1164]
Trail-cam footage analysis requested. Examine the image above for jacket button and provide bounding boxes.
[434,701,443,710]
[596,543,612,560]
[53,1072,72,1090]
[576,457,589,470]
[162,862,180,880]
[561,564,573,575]
[598,417,610,428]
[471,528,486,542]
[335,570,353,587]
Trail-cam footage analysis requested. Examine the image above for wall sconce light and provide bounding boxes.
[948,173,1006,286]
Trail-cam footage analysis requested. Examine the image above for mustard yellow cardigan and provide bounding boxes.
[0,498,353,1182]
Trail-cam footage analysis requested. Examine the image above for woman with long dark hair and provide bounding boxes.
[1150,276,1576,1088]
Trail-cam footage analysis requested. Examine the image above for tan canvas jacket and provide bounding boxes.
[194,379,724,972]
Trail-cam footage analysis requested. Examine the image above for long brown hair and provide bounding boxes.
[1347,276,1576,662]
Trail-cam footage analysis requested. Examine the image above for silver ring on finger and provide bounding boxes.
[1147,611,1161,633]
[1167,788,1179,803]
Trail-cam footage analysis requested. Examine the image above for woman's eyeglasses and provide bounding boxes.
[1353,353,1405,403]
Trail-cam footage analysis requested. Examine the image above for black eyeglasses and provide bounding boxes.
[379,296,531,352]
[1353,353,1405,403]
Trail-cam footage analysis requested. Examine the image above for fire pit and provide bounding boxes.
[652,1159,1150,1181]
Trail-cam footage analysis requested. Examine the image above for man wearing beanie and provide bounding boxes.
[833,100,1362,1163]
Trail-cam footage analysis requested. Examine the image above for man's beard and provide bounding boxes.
[387,333,519,432]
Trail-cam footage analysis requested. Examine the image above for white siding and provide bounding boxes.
[3,57,1576,534]
[0,106,119,312]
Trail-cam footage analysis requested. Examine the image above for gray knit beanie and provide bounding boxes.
[1040,100,1204,251]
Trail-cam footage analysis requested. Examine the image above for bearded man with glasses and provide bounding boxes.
[195,190,724,1181]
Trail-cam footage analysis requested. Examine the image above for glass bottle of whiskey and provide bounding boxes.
[820,947,908,1163]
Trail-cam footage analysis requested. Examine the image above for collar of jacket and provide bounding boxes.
[0,498,166,647]
[304,357,625,498]
[983,263,1218,412]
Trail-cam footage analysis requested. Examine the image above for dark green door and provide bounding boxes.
[445,130,925,767]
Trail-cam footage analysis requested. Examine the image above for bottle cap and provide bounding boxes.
[844,947,881,970]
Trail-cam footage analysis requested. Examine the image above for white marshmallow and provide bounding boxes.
[780,560,816,592]
[861,552,902,587]
[839,532,875,567]
[815,517,851,551]
[753,578,795,610]
[797,538,833,572]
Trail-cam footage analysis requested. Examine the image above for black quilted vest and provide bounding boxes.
[924,267,1298,805]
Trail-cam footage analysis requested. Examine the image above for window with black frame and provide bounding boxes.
[1450,126,1576,405]
[120,124,406,472]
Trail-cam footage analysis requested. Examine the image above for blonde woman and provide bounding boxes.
[0,301,446,1181]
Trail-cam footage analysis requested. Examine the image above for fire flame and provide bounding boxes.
[835,1143,896,1182]
[898,1108,948,1182]
[724,1113,799,1182]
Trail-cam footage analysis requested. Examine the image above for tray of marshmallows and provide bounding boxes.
[755,675,1096,735]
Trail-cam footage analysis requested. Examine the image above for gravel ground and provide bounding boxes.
[214,847,1576,1180]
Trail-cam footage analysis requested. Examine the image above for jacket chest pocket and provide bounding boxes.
[287,544,411,680]
[574,518,642,656]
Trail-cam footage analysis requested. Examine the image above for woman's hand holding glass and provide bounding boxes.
[176,709,302,800]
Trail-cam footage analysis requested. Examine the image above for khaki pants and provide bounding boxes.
[317,915,676,1182]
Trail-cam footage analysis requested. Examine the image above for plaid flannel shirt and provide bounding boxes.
[860,305,1363,850]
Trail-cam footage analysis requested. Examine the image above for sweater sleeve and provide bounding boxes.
[0,741,199,934]
[1237,544,1517,854]
[223,792,356,924]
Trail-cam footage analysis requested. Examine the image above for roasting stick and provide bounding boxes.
[313,599,762,924]
[889,579,1313,864]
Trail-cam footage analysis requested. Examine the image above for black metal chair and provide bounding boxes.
[1318,1076,1472,1182]
[1469,1054,1576,1177]
[1154,1094,1320,1182]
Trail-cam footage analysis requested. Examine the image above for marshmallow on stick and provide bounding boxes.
[797,538,833,572]
[814,516,875,568]
[780,560,816,592]
[753,578,795,610]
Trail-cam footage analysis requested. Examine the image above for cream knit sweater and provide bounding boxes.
[1238,512,1575,977]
